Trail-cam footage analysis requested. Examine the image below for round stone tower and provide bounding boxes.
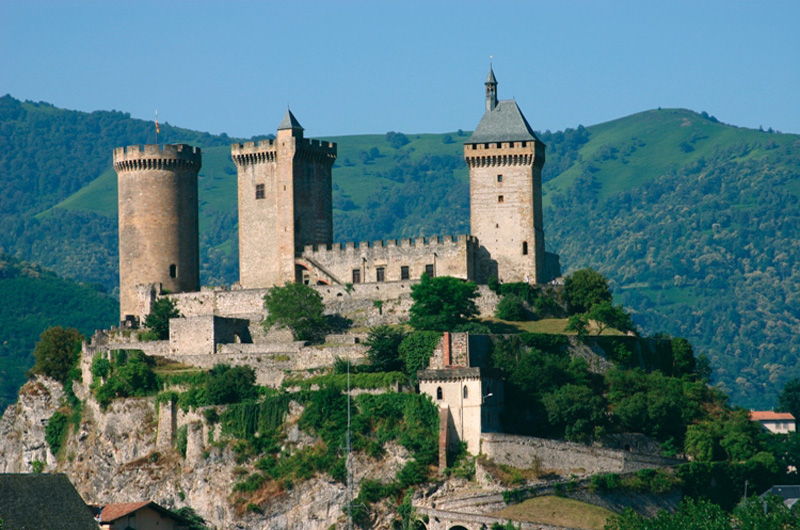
[113,144,201,323]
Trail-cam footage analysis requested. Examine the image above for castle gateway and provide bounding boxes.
[114,67,560,322]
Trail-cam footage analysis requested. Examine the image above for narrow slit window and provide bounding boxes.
[522,241,528,255]
[169,264,177,278]
[463,386,469,399]
[255,184,265,199]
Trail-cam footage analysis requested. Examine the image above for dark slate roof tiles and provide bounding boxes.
[466,100,540,144]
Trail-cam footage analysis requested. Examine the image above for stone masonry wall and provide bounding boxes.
[481,433,682,475]
[300,235,477,285]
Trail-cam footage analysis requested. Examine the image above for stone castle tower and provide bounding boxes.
[113,144,202,322]
[232,110,337,288]
[464,66,550,284]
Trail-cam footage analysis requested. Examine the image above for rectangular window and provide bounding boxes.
[400,266,409,280]
[352,269,361,284]
[498,195,504,203]
[255,184,265,199]
[376,267,385,282]
[497,175,503,182]
[425,264,434,277]
[169,264,177,278]
[522,241,528,255]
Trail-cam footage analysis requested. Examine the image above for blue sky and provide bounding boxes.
[1,1,798,138]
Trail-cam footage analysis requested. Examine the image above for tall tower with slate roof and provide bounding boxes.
[232,109,337,288]
[465,66,555,284]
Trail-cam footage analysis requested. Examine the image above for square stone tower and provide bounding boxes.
[464,66,550,284]
[232,111,337,288]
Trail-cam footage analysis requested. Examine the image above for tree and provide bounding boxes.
[263,282,326,342]
[563,268,612,314]
[143,297,181,340]
[566,314,589,336]
[31,326,83,383]
[409,275,479,331]
[206,364,257,405]
[671,337,696,377]
[173,507,210,530]
[587,301,635,335]
[542,384,606,442]
[778,377,800,420]
[364,326,407,372]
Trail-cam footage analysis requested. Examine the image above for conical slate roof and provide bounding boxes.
[278,109,303,131]
[466,99,540,144]
[486,65,497,84]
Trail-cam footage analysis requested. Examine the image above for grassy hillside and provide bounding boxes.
[1,95,799,408]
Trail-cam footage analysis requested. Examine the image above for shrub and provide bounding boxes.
[45,410,69,455]
[399,331,442,378]
[206,364,257,405]
[495,295,529,321]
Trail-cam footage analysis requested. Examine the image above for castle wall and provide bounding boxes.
[114,144,201,322]
[299,234,477,285]
[466,140,547,283]
[168,316,251,356]
[480,433,682,475]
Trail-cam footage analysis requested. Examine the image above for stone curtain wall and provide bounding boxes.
[481,433,681,475]
[300,235,477,286]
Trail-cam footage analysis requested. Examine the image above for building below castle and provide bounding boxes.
[113,66,560,323]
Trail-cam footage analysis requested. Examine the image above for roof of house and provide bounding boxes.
[466,99,541,144]
[418,367,503,381]
[0,473,99,529]
[98,501,189,524]
[749,411,796,422]
[761,485,800,508]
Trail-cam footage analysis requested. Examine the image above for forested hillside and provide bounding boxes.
[0,94,798,409]
[0,254,118,412]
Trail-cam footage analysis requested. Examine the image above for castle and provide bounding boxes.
[113,66,560,323]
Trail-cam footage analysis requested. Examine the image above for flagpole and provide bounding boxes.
[155,109,159,145]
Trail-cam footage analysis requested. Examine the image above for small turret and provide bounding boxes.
[485,65,498,112]
[277,108,304,138]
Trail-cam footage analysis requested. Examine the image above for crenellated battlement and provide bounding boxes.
[113,144,202,172]
[464,139,544,168]
[231,137,336,166]
[302,234,477,256]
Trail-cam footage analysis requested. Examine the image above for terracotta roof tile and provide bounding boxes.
[749,411,796,421]
[99,501,152,522]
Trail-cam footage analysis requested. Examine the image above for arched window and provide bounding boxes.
[436,387,443,400]
[463,386,469,399]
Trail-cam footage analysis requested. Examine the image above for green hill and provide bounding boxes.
[1,95,798,409]
[0,254,119,413]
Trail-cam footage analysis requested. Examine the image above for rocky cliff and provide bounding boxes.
[0,376,411,529]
